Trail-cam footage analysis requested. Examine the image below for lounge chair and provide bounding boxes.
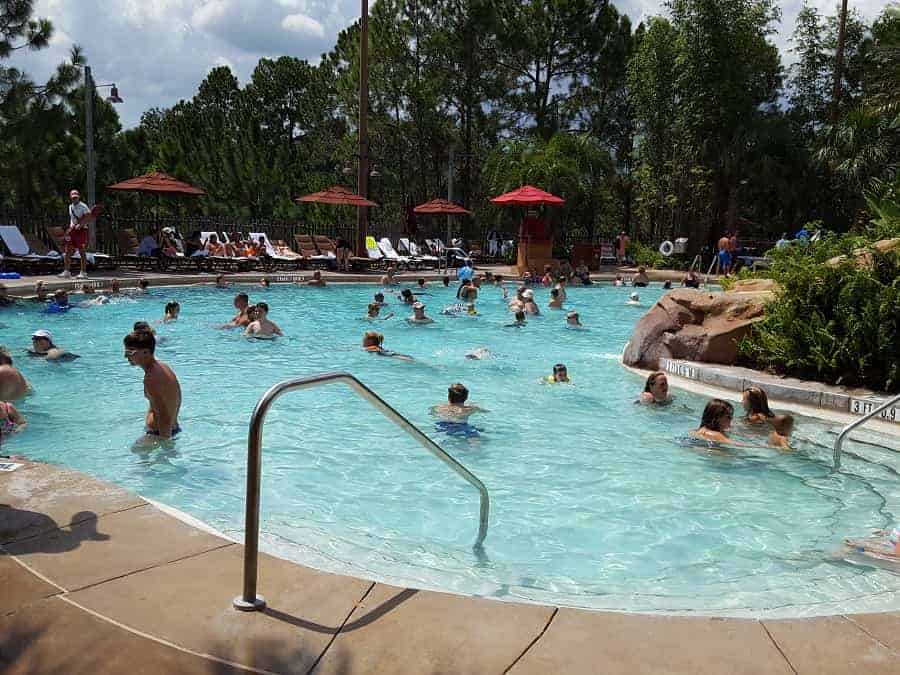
[378,237,415,270]
[599,242,617,265]
[365,236,387,269]
[197,232,254,272]
[434,238,472,268]
[45,226,117,270]
[313,235,339,263]
[402,239,439,269]
[248,232,300,271]
[293,234,331,268]
[0,225,63,275]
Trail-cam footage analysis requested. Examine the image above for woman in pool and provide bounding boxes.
[163,301,180,322]
[742,386,774,424]
[400,288,416,304]
[548,288,564,309]
[639,371,673,405]
[690,399,743,444]
[522,289,540,315]
[767,414,794,450]
[362,331,413,361]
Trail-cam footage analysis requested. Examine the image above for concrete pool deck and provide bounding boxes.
[3,461,900,673]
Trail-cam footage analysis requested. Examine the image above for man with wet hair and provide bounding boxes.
[123,330,181,439]
[231,292,251,327]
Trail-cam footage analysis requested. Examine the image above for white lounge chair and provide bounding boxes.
[401,238,439,268]
[378,237,415,269]
[434,238,472,267]
[0,225,63,274]
[249,232,299,271]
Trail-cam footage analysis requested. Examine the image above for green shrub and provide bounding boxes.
[627,240,667,269]
[738,228,900,392]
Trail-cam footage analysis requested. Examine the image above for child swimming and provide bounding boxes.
[690,399,745,445]
[767,414,794,450]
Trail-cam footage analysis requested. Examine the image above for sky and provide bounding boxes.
[8,0,889,128]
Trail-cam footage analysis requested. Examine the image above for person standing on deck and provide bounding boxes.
[60,189,92,279]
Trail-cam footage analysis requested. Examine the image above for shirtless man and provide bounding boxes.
[430,383,486,421]
[406,302,434,324]
[380,266,397,286]
[205,234,227,257]
[716,234,732,275]
[307,270,326,287]
[245,302,283,338]
[231,293,251,327]
[123,330,181,439]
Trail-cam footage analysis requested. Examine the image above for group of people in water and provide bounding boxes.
[639,371,795,451]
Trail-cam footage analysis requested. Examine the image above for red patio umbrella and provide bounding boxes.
[296,185,378,208]
[490,185,564,207]
[107,171,206,196]
[413,198,472,215]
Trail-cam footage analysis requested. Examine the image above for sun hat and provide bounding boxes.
[522,289,534,299]
[32,329,53,340]
[69,189,80,198]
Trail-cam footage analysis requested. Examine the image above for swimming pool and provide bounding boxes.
[5,281,900,617]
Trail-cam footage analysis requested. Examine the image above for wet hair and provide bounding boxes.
[448,383,469,404]
[553,363,567,374]
[417,278,425,286]
[165,301,179,315]
[235,292,249,304]
[124,330,156,354]
[699,399,734,432]
[133,321,153,333]
[551,288,559,298]
[515,310,526,321]
[246,306,259,321]
[644,371,667,393]
[138,279,149,289]
[367,303,379,314]
[255,302,269,314]
[374,292,385,301]
[744,386,774,418]
[0,348,13,366]
[362,331,383,347]
[770,414,794,436]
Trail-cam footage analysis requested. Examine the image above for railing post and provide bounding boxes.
[833,393,900,471]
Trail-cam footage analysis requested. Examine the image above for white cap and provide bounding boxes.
[630,292,639,300]
[522,289,534,299]
[32,329,53,340]
[413,302,424,310]
[69,189,80,198]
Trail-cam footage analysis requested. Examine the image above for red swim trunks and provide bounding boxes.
[66,227,88,250]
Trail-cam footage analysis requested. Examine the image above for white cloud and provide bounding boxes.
[281,13,325,39]
[7,0,889,128]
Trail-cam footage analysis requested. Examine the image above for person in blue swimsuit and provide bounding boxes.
[430,383,486,438]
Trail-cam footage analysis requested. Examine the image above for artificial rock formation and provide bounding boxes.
[826,238,900,268]
[622,281,774,370]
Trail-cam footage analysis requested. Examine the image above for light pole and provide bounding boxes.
[356,0,370,257]
[82,65,123,248]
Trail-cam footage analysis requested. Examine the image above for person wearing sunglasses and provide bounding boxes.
[123,330,181,439]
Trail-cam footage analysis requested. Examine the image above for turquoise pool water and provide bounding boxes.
[4,280,900,617]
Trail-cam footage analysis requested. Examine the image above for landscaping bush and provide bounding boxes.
[738,220,900,392]
[627,240,667,269]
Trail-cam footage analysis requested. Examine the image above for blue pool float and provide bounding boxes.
[0,272,21,279]
[45,303,70,314]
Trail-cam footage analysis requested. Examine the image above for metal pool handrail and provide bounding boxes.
[833,393,900,471]
[233,371,490,611]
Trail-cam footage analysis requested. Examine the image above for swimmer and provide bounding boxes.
[690,399,746,445]
[77,291,109,307]
[845,525,900,560]
[633,266,650,287]
[545,363,570,384]
[522,289,540,315]
[373,292,388,307]
[400,288,416,304]
[245,302,283,338]
[48,289,70,310]
[259,277,271,288]
[0,349,33,394]
[626,292,640,306]
[28,329,79,362]
[742,386,774,424]
[465,347,491,360]
[554,277,567,301]
[108,278,121,296]
[407,302,434,325]
[639,371,673,405]
[0,396,26,435]
[215,273,230,289]
[32,280,48,302]
[416,278,427,289]
[0,364,28,405]
[133,321,156,336]
[230,293,251,328]
[163,301,180,322]
[362,330,413,361]
[442,275,450,287]
[663,280,672,289]
[493,274,509,299]
[767,414,794,450]
[456,279,477,301]
[131,279,150,295]
[508,286,526,313]
[505,310,527,328]
[366,303,394,320]
[566,311,583,328]
[307,270,326,287]
[124,330,181,440]
[548,288,564,309]
[380,266,397,286]
[613,274,624,287]
[431,383,486,421]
